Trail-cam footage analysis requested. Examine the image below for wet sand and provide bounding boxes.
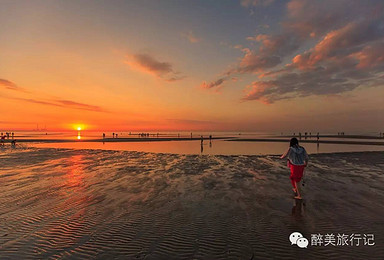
[0,148,384,259]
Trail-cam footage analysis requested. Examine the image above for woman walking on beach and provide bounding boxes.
[281,138,309,199]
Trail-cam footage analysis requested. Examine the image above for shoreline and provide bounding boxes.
[3,137,384,146]
[277,134,384,140]
[1,136,235,143]
[227,138,384,146]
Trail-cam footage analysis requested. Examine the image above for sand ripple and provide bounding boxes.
[0,148,384,259]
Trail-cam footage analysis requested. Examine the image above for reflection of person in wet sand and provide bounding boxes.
[280,138,309,199]
[292,199,304,219]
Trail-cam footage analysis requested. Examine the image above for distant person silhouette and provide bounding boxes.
[113,133,115,138]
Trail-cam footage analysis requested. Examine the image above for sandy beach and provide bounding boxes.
[0,147,383,259]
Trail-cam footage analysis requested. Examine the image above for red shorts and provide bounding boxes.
[289,163,305,182]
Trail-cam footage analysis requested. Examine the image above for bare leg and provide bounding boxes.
[291,179,297,194]
[294,181,302,199]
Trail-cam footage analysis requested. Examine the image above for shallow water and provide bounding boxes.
[31,139,384,155]
[10,131,384,155]
[0,148,383,259]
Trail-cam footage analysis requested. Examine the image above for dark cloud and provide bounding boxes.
[0,79,27,92]
[127,53,185,82]
[200,77,229,89]
[243,60,384,103]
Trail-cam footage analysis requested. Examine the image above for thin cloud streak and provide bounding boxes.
[7,96,107,113]
[0,79,28,92]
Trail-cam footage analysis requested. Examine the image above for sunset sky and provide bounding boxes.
[1,0,383,132]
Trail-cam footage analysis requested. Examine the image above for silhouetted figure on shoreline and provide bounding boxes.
[11,139,16,147]
[11,132,14,139]
[299,132,302,140]
[201,135,203,145]
[103,133,105,139]
[113,133,115,138]
[116,134,118,138]
[191,133,192,139]
[317,132,319,142]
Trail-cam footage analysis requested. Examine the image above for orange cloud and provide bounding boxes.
[181,31,201,43]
